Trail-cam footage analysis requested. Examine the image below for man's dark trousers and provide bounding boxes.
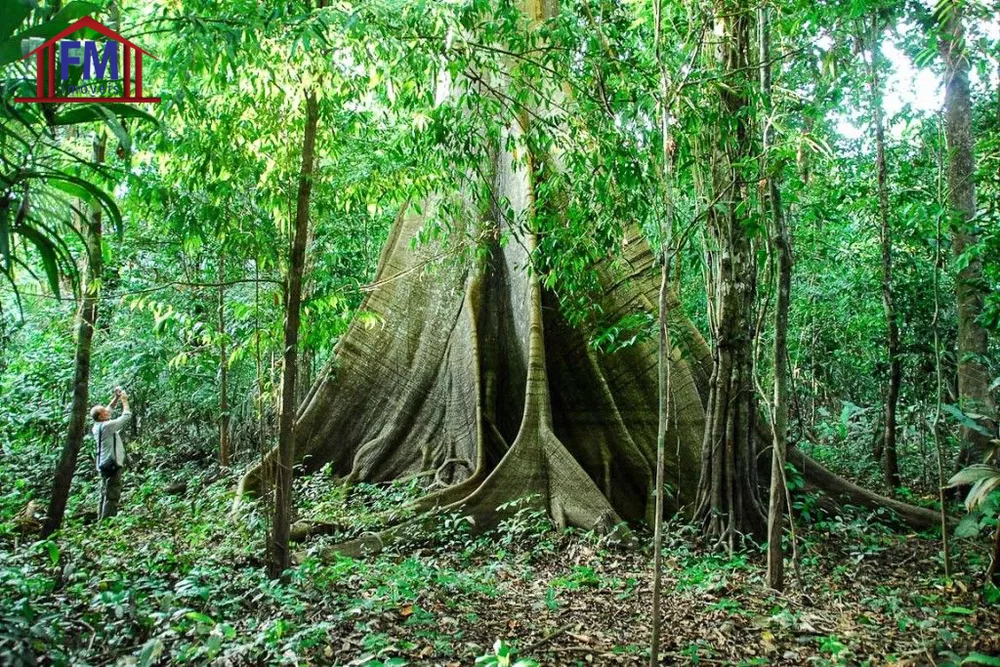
[100,470,122,519]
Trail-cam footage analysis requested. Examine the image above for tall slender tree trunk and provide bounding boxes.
[800,114,819,437]
[218,250,230,468]
[649,0,672,660]
[695,0,766,550]
[941,1,995,463]
[933,112,953,578]
[867,24,902,488]
[42,133,106,536]
[255,258,266,453]
[977,46,1000,591]
[269,93,319,579]
[649,196,671,667]
[760,5,793,591]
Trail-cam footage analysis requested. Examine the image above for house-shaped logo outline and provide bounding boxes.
[14,16,161,103]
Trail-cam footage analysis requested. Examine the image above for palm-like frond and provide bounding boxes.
[0,0,157,308]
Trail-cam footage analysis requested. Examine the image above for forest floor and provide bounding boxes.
[2,441,999,666]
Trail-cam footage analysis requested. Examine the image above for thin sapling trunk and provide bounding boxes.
[269,93,319,579]
[760,4,794,591]
[866,20,902,488]
[219,250,230,467]
[650,0,673,660]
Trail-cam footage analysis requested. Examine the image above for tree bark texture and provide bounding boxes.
[219,250,230,468]
[269,93,319,579]
[760,4,792,591]
[694,0,766,549]
[43,133,106,537]
[868,27,902,488]
[942,1,995,462]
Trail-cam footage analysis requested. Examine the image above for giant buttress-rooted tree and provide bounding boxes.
[236,0,941,545]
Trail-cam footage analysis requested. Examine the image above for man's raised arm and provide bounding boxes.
[105,392,132,432]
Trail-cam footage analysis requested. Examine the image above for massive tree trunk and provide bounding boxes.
[694,0,766,549]
[241,154,701,537]
[236,190,944,543]
[235,3,945,547]
[942,1,995,461]
[236,168,943,550]
[42,133,105,537]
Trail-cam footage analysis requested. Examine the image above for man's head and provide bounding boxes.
[90,405,110,422]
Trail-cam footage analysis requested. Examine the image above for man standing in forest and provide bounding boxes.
[90,387,131,519]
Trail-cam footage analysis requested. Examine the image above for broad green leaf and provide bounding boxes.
[944,606,975,616]
[965,476,1000,511]
[0,1,101,68]
[954,512,981,538]
[942,404,994,437]
[185,610,214,625]
[22,170,123,235]
[94,105,132,155]
[947,465,999,488]
[16,226,62,297]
